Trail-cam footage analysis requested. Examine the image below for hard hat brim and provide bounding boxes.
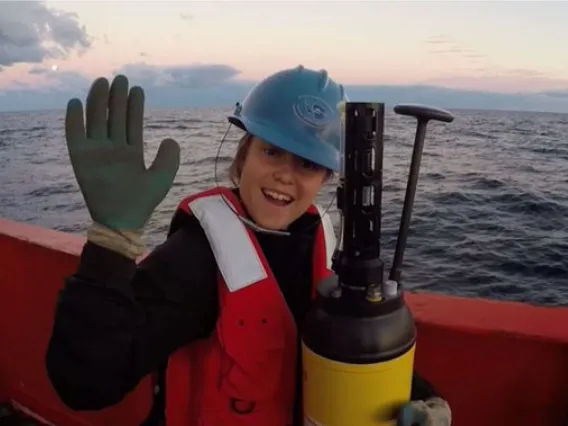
[228,116,340,172]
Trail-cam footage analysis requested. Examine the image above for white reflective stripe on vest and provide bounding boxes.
[189,193,336,293]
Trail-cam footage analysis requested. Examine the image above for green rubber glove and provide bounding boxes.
[65,74,180,231]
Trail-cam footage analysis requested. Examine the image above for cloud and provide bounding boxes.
[19,64,90,90]
[0,62,251,111]
[112,62,242,89]
[0,1,92,68]
[422,73,568,94]
[29,65,48,75]
[424,34,490,80]
[425,34,482,58]
[9,62,241,96]
[344,85,568,114]
[540,90,568,99]
[0,62,568,114]
[423,34,568,97]
[424,35,453,45]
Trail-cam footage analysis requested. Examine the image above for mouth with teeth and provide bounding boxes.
[261,188,294,206]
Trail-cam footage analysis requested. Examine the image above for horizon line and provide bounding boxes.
[1,104,566,116]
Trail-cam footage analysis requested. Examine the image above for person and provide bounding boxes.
[45,65,452,426]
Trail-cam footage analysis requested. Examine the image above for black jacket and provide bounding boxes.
[45,195,440,425]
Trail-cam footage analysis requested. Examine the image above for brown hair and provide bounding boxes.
[227,132,334,186]
[228,133,253,186]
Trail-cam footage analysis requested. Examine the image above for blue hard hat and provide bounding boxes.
[228,65,347,172]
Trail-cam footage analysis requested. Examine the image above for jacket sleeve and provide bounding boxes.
[45,215,219,411]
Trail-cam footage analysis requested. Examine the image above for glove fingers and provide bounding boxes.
[147,138,180,188]
[65,98,85,157]
[108,74,129,143]
[126,85,145,160]
[86,77,110,141]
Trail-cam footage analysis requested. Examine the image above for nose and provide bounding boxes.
[273,154,295,184]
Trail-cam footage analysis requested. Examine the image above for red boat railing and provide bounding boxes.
[1,217,568,426]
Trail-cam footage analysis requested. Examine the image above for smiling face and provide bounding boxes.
[235,135,330,230]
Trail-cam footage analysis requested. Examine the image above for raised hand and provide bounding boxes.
[65,74,180,231]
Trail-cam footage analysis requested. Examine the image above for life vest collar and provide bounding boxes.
[188,190,336,292]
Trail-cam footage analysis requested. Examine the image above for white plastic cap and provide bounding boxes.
[384,279,398,298]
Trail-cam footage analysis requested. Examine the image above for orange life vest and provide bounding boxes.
[163,186,336,426]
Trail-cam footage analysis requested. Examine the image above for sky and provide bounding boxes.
[0,0,567,113]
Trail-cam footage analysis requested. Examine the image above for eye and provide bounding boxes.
[263,147,280,157]
[301,159,321,171]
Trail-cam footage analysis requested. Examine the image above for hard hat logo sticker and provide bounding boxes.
[293,95,333,128]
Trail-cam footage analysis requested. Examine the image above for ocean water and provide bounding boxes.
[1,107,567,306]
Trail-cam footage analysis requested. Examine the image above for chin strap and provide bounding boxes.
[219,192,291,236]
[236,214,291,236]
